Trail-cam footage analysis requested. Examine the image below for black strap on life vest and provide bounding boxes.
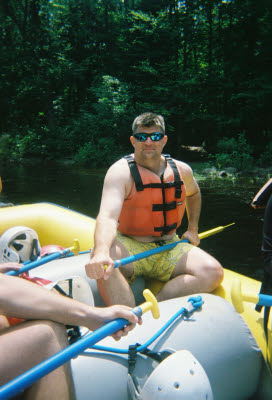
[124,155,145,191]
[123,154,183,198]
[123,154,184,235]
[164,154,182,198]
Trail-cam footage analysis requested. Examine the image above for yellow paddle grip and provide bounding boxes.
[140,289,160,319]
[70,239,80,256]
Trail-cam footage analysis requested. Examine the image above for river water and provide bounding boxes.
[0,160,269,281]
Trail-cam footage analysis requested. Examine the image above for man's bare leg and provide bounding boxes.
[0,320,75,400]
[97,239,136,307]
[156,246,224,302]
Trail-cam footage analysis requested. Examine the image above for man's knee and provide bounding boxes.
[0,320,69,387]
[204,259,224,291]
[43,320,68,343]
[32,320,69,355]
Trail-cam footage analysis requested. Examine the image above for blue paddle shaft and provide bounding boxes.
[258,294,272,307]
[6,239,189,274]
[0,307,143,400]
[114,238,189,268]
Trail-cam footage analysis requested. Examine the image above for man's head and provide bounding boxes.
[132,112,165,135]
[130,112,167,161]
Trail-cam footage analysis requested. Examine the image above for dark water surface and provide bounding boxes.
[0,160,269,281]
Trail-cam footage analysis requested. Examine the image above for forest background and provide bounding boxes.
[0,0,271,169]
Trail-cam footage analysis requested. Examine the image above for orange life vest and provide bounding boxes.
[118,154,186,237]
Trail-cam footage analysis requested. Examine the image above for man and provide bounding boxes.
[0,263,141,399]
[85,112,223,307]
[252,178,272,300]
[252,179,272,330]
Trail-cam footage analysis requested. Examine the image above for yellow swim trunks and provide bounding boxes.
[116,233,193,283]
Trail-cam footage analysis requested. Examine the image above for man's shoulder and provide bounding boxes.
[170,158,192,175]
[105,157,131,180]
[104,157,133,196]
[109,157,130,170]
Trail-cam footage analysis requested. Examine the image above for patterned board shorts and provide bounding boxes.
[116,233,194,283]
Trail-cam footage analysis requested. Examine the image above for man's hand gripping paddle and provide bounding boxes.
[0,289,159,400]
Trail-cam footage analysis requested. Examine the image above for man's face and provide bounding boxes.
[130,125,167,160]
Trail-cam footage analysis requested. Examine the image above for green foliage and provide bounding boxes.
[0,0,271,167]
[63,75,134,160]
[213,133,254,171]
[258,139,272,167]
[73,137,120,167]
[91,75,133,139]
[11,130,49,160]
[1,130,51,162]
[71,75,135,166]
[0,135,12,162]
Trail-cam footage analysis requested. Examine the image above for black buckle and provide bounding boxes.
[128,343,140,375]
[175,184,182,198]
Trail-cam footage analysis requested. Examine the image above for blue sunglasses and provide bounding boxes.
[133,132,165,142]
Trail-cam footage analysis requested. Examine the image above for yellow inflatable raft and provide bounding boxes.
[1,202,272,399]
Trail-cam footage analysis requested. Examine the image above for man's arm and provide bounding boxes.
[0,273,140,340]
[263,194,272,253]
[262,194,272,282]
[85,160,131,280]
[178,161,201,245]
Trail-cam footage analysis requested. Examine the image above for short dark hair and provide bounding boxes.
[132,112,165,134]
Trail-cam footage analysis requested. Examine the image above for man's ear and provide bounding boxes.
[130,136,135,148]
[162,135,168,148]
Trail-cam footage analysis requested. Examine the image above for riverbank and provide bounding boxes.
[196,165,272,179]
[180,144,272,179]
